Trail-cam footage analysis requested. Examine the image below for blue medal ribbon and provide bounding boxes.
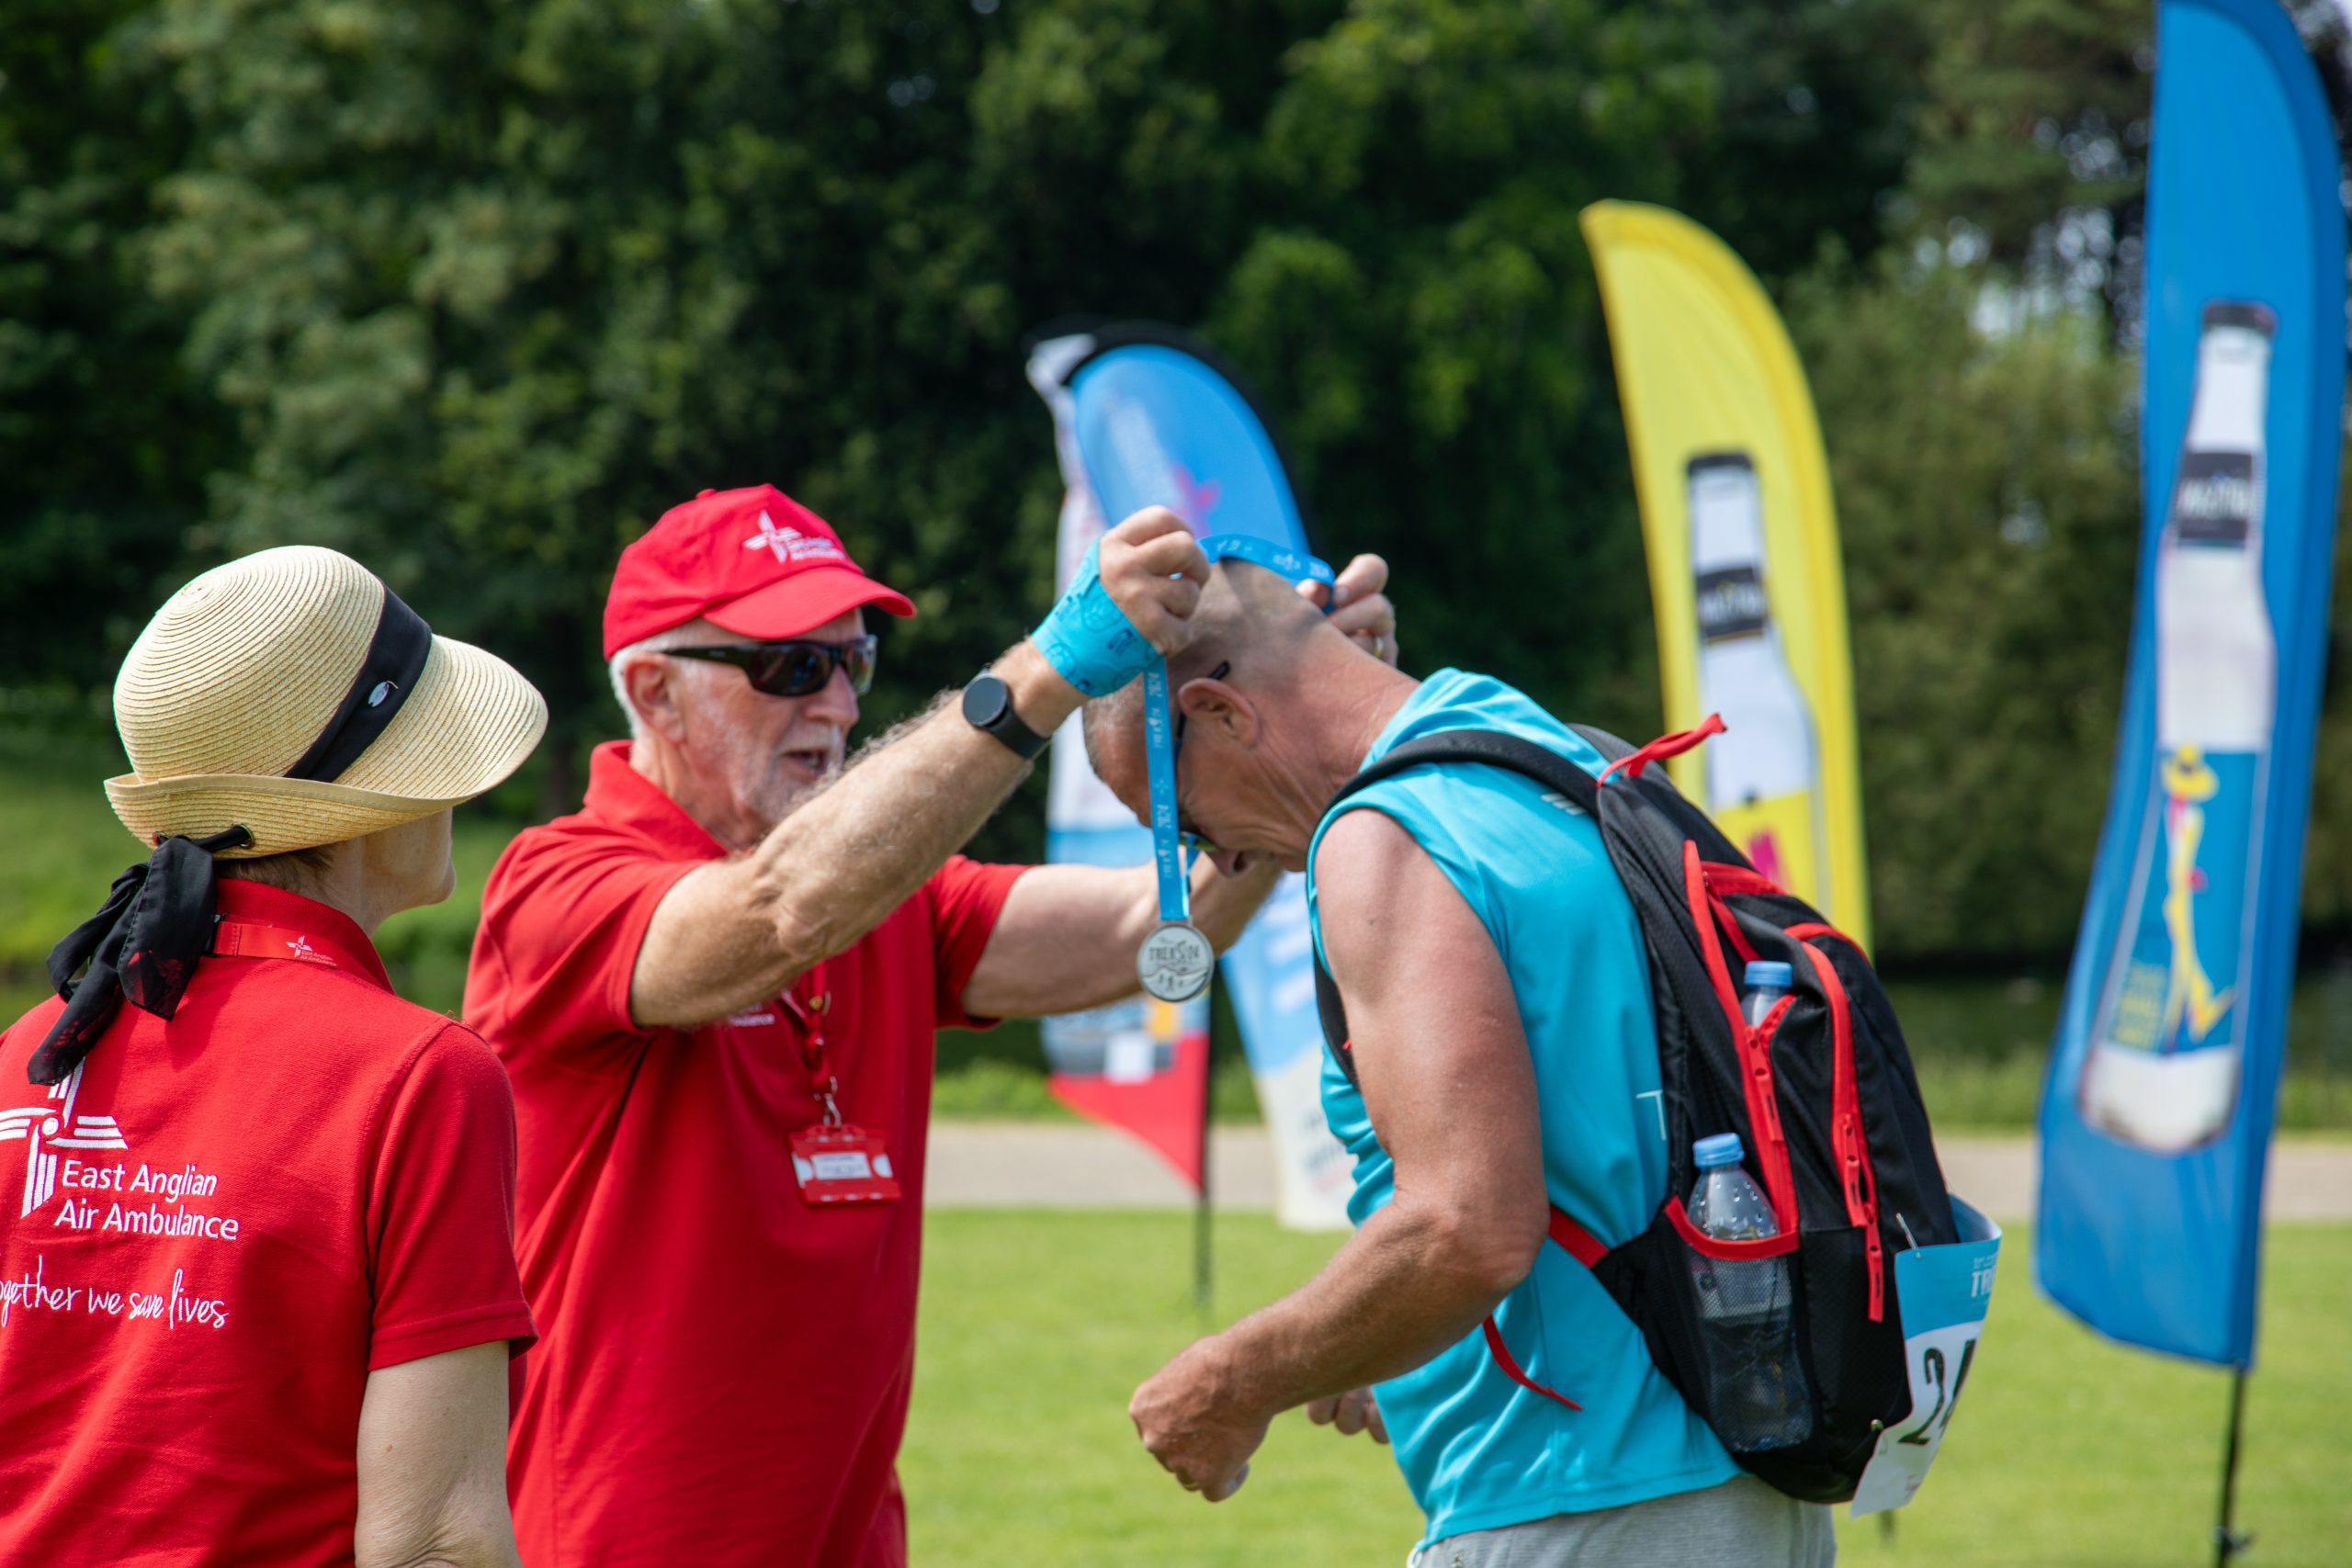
[1140,535,1337,928]
[1194,534,1335,593]
[1142,658,1193,926]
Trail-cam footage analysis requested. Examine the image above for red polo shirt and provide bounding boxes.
[0,879,534,1567]
[464,741,1028,1568]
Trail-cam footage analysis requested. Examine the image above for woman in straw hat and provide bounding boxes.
[0,546,545,1568]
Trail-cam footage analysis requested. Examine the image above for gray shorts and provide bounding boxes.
[1408,1474,1835,1568]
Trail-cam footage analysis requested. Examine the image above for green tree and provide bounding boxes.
[1673,0,1933,284]
[1791,255,2141,960]
[1903,0,2152,317]
[110,0,1924,821]
[118,0,1037,807]
[0,0,225,715]
[1195,0,1713,732]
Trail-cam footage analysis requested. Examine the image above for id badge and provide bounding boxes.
[789,1122,901,1206]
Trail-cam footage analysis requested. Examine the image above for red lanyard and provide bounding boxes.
[210,919,338,968]
[777,962,838,1125]
[776,959,898,1206]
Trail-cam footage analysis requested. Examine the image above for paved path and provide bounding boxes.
[925,1122,2352,1223]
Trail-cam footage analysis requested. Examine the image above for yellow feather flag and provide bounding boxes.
[1582,200,1870,946]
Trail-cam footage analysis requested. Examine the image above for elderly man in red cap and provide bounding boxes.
[463,487,1395,1566]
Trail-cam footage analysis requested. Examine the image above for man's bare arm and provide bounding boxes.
[1128,807,1547,1498]
[957,853,1281,1020]
[354,1342,520,1568]
[958,549,1395,1021]
[631,513,1208,1029]
[630,644,1063,1028]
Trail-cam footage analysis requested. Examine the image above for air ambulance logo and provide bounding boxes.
[742,511,844,566]
[0,1064,128,1219]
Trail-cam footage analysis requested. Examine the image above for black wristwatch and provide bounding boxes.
[961,670,1049,761]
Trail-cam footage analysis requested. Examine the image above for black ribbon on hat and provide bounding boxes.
[28,826,253,1085]
[283,584,433,784]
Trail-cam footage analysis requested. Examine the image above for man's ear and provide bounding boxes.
[1177,675,1258,747]
[624,655,690,744]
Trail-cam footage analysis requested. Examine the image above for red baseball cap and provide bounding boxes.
[602,485,917,657]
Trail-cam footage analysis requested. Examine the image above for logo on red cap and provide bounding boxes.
[741,511,845,567]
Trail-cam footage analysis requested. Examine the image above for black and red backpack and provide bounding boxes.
[1311,716,1956,1504]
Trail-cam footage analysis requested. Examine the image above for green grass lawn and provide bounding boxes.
[905,1213,2351,1567]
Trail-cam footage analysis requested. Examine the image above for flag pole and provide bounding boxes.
[2213,1368,2252,1565]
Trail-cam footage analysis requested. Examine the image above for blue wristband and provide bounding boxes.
[1032,539,1157,697]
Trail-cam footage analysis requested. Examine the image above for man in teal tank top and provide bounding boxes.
[1082,559,1832,1565]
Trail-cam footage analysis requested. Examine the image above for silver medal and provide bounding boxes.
[1136,919,1215,1002]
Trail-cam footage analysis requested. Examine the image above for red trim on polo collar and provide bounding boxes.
[583,742,730,859]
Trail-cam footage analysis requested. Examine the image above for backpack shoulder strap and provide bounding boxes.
[1311,726,1625,1076]
[1570,723,1637,765]
[1327,728,1611,816]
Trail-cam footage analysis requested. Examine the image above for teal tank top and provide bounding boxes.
[1307,670,1736,1548]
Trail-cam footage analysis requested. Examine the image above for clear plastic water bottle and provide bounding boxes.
[1742,960,1793,1032]
[1687,1132,1812,1450]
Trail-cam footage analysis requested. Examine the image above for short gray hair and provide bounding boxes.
[606,625,707,740]
[1081,683,1145,784]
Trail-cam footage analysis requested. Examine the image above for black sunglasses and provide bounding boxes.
[664,637,878,698]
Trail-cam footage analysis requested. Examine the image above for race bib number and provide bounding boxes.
[788,1123,901,1206]
[1850,1199,2002,1517]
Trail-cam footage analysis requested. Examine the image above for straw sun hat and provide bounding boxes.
[105,546,548,858]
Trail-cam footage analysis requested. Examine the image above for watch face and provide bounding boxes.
[964,674,1009,728]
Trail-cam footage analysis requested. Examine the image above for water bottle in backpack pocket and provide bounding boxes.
[1686,1130,1813,1450]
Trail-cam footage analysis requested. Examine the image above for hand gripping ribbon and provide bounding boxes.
[1133,535,1334,1002]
